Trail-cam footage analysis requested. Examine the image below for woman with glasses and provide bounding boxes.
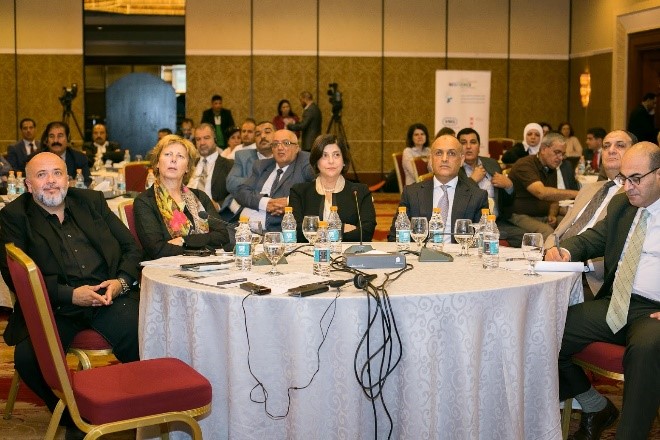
[134,135,231,259]
[289,134,376,243]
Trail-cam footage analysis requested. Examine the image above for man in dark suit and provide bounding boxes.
[287,91,322,152]
[235,129,315,231]
[7,117,40,174]
[388,134,489,242]
[41,121,92,187]
[546,142,660,440]
[0,152,142,436]
[226,121,275,196]
[82,123,124,167]
[200,94,235,148]
[187,123,233,210]
[627,92,658,143]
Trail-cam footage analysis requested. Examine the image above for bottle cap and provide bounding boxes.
[330,206,338,211]
[318,221,328,227]
[481,208,489,214]
[16,171,22,177]
[432,207,440,213]
[284,206,293,213]
[398,207,407,213]
[76,168,82,173]
[487,215,496,221]
[148,168,153,172]
[239,216,249,223]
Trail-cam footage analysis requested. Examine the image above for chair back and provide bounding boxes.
[417,172,433,183]
[392,152,404,194]
[124,161,150,192]
[488,138,514,160]
[413,157,428,180]
[117,200,142,249]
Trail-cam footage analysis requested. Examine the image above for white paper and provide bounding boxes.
[535,261,585,272]
[190,271,329,295]
[141,255,233,268]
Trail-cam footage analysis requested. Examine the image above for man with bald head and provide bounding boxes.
[388,135,489,242]
[235,129,314,231]
[0,152,142,436]
[546,142,660,440]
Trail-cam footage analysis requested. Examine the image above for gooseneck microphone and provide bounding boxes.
[198,211,239,230]
[343,189,374,254]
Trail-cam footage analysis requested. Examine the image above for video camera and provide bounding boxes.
[327,83,343,115]
[59,83,78,110]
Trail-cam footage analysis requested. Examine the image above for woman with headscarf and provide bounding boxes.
[501,122,544,165]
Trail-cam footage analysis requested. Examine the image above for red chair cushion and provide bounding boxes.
[573,342,624,374]
[71,329,112,351]
[72,358,212,425]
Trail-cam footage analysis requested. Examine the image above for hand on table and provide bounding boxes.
[545,247,570,262]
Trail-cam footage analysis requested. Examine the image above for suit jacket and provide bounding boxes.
[387,175,489,243]
[289,180,376,243]
[546,181,624,293]
[227,149,258,196]
[501,142,527,165]
[55,147,92,187]
[561,193,640,300]
[200,108,235,147]
[558,160,579,190]
[459,156,513,216]
[6,140,39,174]
[133,186,231,260]
[0,189,143,345]
[209,155,233,204]
[287,102,322,151]
[235,151,315,231]
[82,141,123,167]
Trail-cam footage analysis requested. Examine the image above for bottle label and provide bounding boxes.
[431,230,443,243]
[314,248,330,263]
[483,240,499,255]
[328,228,340,242]
[235,243,251,258]
[398,230,411,243]
[282,230,296,243]
[7,184,16,195]
[117,182,126,191]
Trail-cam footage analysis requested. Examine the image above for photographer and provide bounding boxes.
[287,91,322,152]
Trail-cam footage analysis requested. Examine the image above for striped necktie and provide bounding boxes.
[438,184,449,227]
[561,181,616,240]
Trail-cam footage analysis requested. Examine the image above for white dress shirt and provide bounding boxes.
[187,150,219,198]
[241,164,290,226]
[432,175,458,235]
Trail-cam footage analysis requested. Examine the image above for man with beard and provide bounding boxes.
[41,121,92,187]
[187,123,233,210]
[0,152,142,439]
[82,123,124,167]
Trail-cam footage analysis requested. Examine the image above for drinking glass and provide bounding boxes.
[410,217,429,252]
[454,219,473,257]
[248,220,263,256]
[521,233,544,276]
[263,232,285,275]
[302,215,320,245]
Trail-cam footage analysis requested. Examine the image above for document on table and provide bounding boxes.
[190,272,329,295]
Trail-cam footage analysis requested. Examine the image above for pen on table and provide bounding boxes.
[217,278,247,286]
[553,234,564,259]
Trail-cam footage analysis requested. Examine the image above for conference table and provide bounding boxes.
[138,243,582,440]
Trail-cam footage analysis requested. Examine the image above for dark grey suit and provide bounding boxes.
[387,175,488,243]
[7,140,39,174]
[287,102,322,151]
[235,151,315,231]
[227,149,258,196]
[459,156,513,215]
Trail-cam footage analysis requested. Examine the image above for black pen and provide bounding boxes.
[217,278,247,286]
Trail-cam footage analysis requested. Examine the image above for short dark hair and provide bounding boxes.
[211,94,222,102]
[558,121,574,137]
[538,121,552,131]
[624,130,638,144]
[19,118,36,129]
[41,121,70,146]
[277,99,297,117]
[642,92,656,102]
[224,126,240,141]
[435,126,456,139]
[158,128,173,135]
[181,117,194,126]
[309,134,350,175]
[587,127,606,140]
[406,123,430,148]
[456,127,480,145]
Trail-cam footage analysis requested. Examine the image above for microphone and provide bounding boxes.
[198,211,239,230]
[344,189,374,254]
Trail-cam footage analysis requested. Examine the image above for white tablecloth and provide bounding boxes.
[139,243,582,440]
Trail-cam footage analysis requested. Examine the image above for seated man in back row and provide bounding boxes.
[388,134,488,242]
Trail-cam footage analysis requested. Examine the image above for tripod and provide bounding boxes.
[61,101,84,141]
[326,112,360,182]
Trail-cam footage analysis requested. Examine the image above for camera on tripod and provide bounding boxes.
[59,83,78,110]
[327,83,343,116]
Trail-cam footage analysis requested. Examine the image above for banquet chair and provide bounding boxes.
[392,152,404,193]
[417,172,433,183]
[117,199,142,249]
[123,161,150,192]
[413,157,428,181]
[3,328,113,420]
[488,138,514,161]
[560,342,625,440]
[5,243,212,440]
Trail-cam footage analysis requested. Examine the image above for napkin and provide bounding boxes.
[535,261,585,272]
[93,180,111,191]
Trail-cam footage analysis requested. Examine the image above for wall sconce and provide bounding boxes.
[580,73,591,108]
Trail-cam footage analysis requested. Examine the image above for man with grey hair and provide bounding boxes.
[504,132,579,239]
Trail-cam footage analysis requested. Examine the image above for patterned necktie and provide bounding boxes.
[197,158,208,190]
[561,181,616,240]
[606,209,650,334]
[438,184,449,227]
[270,169,283,196]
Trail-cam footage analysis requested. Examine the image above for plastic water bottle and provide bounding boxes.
[482,214,500,269]
[234,216,252,271]
[313,221,331,277]
[6,171,16,195]
[476,208,489,257]
[577,156,586,175]
[327,205,342,254]
[428,207,445,251]
[115,169,126,195]
[395,207,411,251]
[93,157,103,171]
[15,171,25,195]
[124,149,131,163]
[281,206,297,252]
[145,168,156,189]
[75,169,86,188]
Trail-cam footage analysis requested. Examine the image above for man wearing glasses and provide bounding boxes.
[546,142,660,440]
[235,129,314,231]
[505,132,579,239]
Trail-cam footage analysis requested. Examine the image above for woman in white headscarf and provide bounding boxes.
[501,123,544,164]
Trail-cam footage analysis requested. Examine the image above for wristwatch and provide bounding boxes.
[118,277,131,295]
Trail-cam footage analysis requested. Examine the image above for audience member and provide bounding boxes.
[158,128,173,140]
[7,118,39,174]
[506,132,578,239]
[223,118,256,160]
[502,123,543,164]
[235,129,314,231]
[82,123,123,168]
[583,127,606,171]
[40,121,91,187]
[133,135,231,260]
[546,142,660,440]
[539,122,552,136]
[272,99,299,130]
[558,121,583,157]
[289,134,376,242]
[387,135,488,243]
[0,152,141,438]
[434,126,456,138]
[402,123,431,186]
[179,117,195,142]
[627,92,658,143]
[200,94,235,148]
[221,126,242,159]
[287,91,322,152]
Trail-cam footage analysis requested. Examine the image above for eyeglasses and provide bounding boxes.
[271,140,298,149]
[614,166,659,186]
